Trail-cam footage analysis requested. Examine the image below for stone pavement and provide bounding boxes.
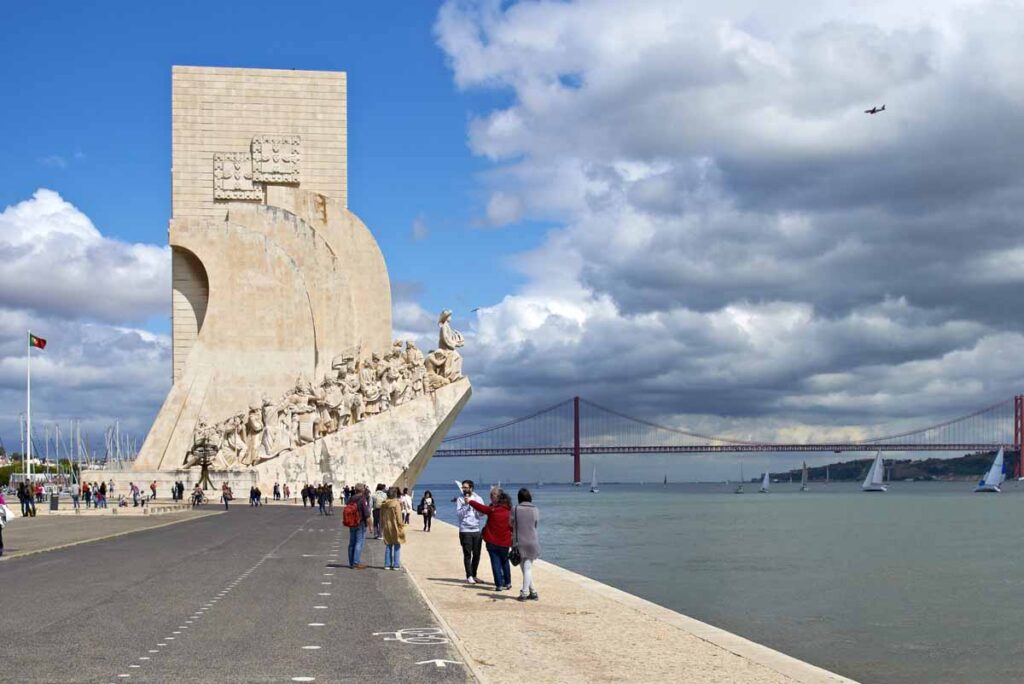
[0,509,217,559]
[0,507,472,683]
[401,520,856,684]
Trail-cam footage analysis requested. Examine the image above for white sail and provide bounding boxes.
[975,448,1004,492]
[984,449,1004,487]
[759,471,770,492]
[800,462,808,489]
[590,465,599,492]
[862,451,887,491]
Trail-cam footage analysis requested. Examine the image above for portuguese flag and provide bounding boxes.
[29,333,47,350]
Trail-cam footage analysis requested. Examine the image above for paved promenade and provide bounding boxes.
[1,509,216,559]
[401,520,856,684]
[0,507,469,683]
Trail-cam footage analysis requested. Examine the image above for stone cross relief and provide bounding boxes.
[213,135,302,200]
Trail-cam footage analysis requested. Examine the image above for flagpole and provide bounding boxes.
[27,330,32,480]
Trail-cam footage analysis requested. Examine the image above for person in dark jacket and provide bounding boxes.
[469,488,514,591]
[347,483,373,569]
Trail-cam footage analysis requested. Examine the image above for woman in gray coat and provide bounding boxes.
[512,488,540,601]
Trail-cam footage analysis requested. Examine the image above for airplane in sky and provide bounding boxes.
[864,104,886,114]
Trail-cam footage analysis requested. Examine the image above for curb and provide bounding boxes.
[0,511,222,562]
[403,556,488,684]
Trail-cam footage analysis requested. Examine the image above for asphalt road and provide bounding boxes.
[0,506,472,683]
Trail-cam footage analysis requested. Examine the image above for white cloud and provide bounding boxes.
[434,0,1024,464]
[0,190,172,453]
[0,189,170,323]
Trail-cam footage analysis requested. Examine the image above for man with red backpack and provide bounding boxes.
[344,483,372,569]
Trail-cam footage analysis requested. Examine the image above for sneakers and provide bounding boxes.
[504,584,512,590]
[529,591,539,601]
[517,592,529,602]
[467,577,477,585]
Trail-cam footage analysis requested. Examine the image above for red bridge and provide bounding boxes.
[435,395,1024,482]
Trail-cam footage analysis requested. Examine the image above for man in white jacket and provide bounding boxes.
[455,480,484,583]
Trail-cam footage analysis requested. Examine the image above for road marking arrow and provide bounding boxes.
[416,659,463,668]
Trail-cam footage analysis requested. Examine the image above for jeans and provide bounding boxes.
[385,543,402,568]
[459,531,482,579]
[319,500,326,515]
[423,512,433,531]
[520,559,536,595]
[348,524,366,567]
[486,543,511,588]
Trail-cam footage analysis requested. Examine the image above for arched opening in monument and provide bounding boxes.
[171,246,210,382]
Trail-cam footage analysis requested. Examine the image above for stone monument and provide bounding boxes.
[126,66,471,494]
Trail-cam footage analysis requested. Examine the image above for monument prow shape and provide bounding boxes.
[130,66,470,493]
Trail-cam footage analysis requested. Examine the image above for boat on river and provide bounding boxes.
[758,471,770,494]
[974,448,1004,493]
[590,466,599,493]
[862,451,887,492]
[800,462,809,492]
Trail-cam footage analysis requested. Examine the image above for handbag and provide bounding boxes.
[509,506,522,567]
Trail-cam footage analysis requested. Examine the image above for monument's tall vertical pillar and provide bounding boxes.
[170,66,348,382]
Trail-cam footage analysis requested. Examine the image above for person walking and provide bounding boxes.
[469,488,514,591]
[71,484,80,510]
[149,481,157,501]
[512,488,541,601]
[381,487,407,570]
[318,485,328,516]
[371,484,387,539]
[455,480,484,584]
[98,481,108,508]
[81,482,91,510]
[344,483,372,569]
[0,492,10,556]
[327,484,334,515]
[301,484,309,508]
[221,482,233,511]
[273,482,281,501]
[418,490,435,531]
[283,483,290,500]
[400,488,413,525]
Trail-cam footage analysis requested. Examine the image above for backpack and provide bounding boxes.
[343,501,362,528]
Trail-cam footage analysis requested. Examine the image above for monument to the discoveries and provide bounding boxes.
[130,66,471,492]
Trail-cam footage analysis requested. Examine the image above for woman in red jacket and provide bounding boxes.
[469,488,513,591]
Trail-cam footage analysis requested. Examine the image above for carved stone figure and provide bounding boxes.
[425,310,464,385]
[182,314,468,472]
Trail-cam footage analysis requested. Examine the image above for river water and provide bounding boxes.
[428,480,1024,683]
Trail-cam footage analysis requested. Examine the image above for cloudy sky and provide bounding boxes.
[3,0,1023,481]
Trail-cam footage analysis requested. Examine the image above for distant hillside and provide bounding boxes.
[771,450,1019,482]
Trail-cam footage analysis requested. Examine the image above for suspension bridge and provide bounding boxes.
[436,395,1024,482]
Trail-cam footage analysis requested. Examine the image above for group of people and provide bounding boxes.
[342,483,406,570]
[338,479,540,601]
[169,481,188,502]
[13,483,39,517]
[300,483,335,515]
[456,480,540,601]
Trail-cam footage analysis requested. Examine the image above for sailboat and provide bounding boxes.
[974,448,1004,493]
[589,466,599,493]
[758,471,770,494]
[825,465,830,486]
[861,451,887,492]
[800,462,809,492]
[663,474,668,486]
[734,463,745,494]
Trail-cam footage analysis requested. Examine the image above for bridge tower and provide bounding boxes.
[573,396,582,484]
[1015,395,1024,479]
